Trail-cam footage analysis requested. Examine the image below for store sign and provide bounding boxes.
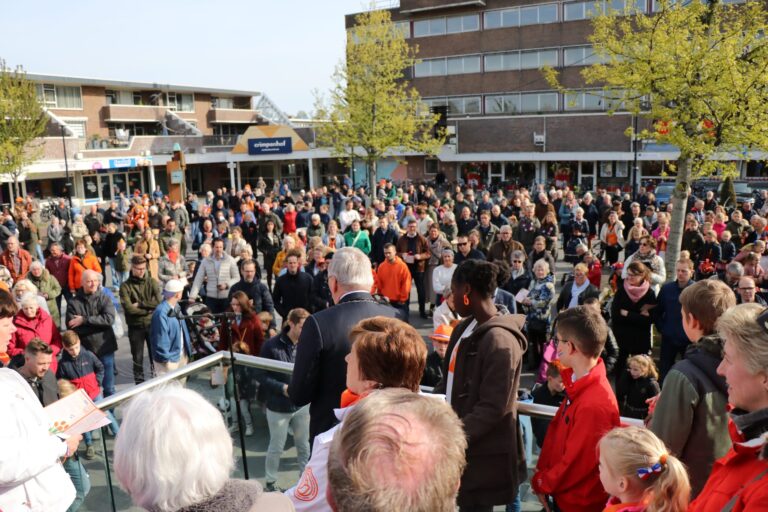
[247,137,292,155]
[109,158,136,169]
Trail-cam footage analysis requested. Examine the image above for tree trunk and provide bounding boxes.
[665,157,691,276]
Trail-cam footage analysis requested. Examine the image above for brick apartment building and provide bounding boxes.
[13,74,350,206]
[348,0,763,192]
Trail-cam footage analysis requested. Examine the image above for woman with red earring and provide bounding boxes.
[434,259,528,512]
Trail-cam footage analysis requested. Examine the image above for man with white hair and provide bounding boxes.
[65,269,118,397]
[327,389,466,512]
[289,247,402,442]
[149,279,191,376]
[0,235,31,283]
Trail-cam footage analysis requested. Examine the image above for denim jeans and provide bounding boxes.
[99,353,116,398]
[107,258,128,289]
[265,405,311,483]
[63,457,90,512]
[83,393,120,446]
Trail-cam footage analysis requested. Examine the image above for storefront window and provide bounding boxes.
[83,176,99,201]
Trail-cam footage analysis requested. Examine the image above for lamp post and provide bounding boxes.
[60,125,72,211]
[632,101,652,200]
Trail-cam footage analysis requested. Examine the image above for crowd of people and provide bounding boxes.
[0,175,767,511]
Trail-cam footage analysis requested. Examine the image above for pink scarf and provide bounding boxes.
[624,279,650,303]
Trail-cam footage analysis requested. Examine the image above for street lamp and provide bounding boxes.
[631,100,652,199]
[60,125,72,211]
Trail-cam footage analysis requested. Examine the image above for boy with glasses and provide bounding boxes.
[532,305,620,512]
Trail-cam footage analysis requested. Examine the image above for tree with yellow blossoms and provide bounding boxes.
[545,0,768,274]
[315,8,445,196]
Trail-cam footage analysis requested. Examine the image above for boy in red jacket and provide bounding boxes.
[532,305,620,512]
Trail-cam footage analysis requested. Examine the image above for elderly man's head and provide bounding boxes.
[327,388,466,512]
[81,270,102,294]
[5,236,18,254]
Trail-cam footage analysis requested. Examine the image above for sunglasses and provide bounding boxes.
[513,260,523,263]
[457,242,468,246]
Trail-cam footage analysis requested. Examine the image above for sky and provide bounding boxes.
[0,0,372,117]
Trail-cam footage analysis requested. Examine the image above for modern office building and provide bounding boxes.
[13,74,351,205]
[347,0,763,191]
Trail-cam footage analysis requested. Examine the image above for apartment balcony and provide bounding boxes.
[207,107,263,124]
[102,104,168,122]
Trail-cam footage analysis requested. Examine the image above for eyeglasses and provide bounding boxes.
[457,242,468,246]
[554,336,571,347]
[739,287,756,291]
[513,260,523,263]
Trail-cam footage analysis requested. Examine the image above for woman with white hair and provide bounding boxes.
[114,386,292,512]
[12,279,49,315]
[8,291,62,373]
[689,303,768,511]
[27,260,62,327]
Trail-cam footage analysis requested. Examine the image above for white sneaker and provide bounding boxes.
[228,423,239,433]
[245,425,254,437]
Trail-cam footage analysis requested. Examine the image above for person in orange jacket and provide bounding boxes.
[375,244,411,321]
[68,239,102,293]
[688,303,768,512]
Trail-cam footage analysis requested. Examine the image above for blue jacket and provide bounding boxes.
[149,300,192,363]
[654,280,692,347]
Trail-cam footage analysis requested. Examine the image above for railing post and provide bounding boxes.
[101,426,117,512]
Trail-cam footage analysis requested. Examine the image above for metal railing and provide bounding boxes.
[97,351,643,426]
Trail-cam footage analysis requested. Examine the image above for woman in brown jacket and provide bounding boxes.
[134,228,161,280]
[435,259,528,511]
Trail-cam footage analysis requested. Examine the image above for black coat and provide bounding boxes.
[369,227,398,265]
[272,271,314,318]
[421,350,444,387]
[610,285,658,355]
[616,373,660,419]
[555,281,600,311]
[288,291,401,442]
[66,289,118,357]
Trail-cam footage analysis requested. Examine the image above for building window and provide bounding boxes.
[520,48,559,69]
[563,45,603,66]
[133,92,144,105]
[520,92,558,113]
[105,90,137,105]
[414,18,445,37]
[166,92,194,112]
[414,14,479,37]
[447,55,482,74]
[425,158,439,174]
[446,14,479,33]
[484,52,521,72]
[414,58,447,77]
[446,96,482,115]
[394,21,411,38]
[36,84,82,109]
[565,0,644,20]
[485,94,521,114]
[63,120,86,138]
[211,97,234,109]
[36,84,57,107]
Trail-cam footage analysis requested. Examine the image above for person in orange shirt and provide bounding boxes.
[376,244,411,320]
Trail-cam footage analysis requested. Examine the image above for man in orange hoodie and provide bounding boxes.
[375,244,411,321]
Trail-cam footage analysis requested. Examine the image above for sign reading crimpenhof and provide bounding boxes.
[247,137,293,155]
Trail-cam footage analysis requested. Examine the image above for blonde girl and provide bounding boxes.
[617,354,660,420]
[599,426,690,512]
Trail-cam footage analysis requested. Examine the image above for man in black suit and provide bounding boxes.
[288,247,401,442]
